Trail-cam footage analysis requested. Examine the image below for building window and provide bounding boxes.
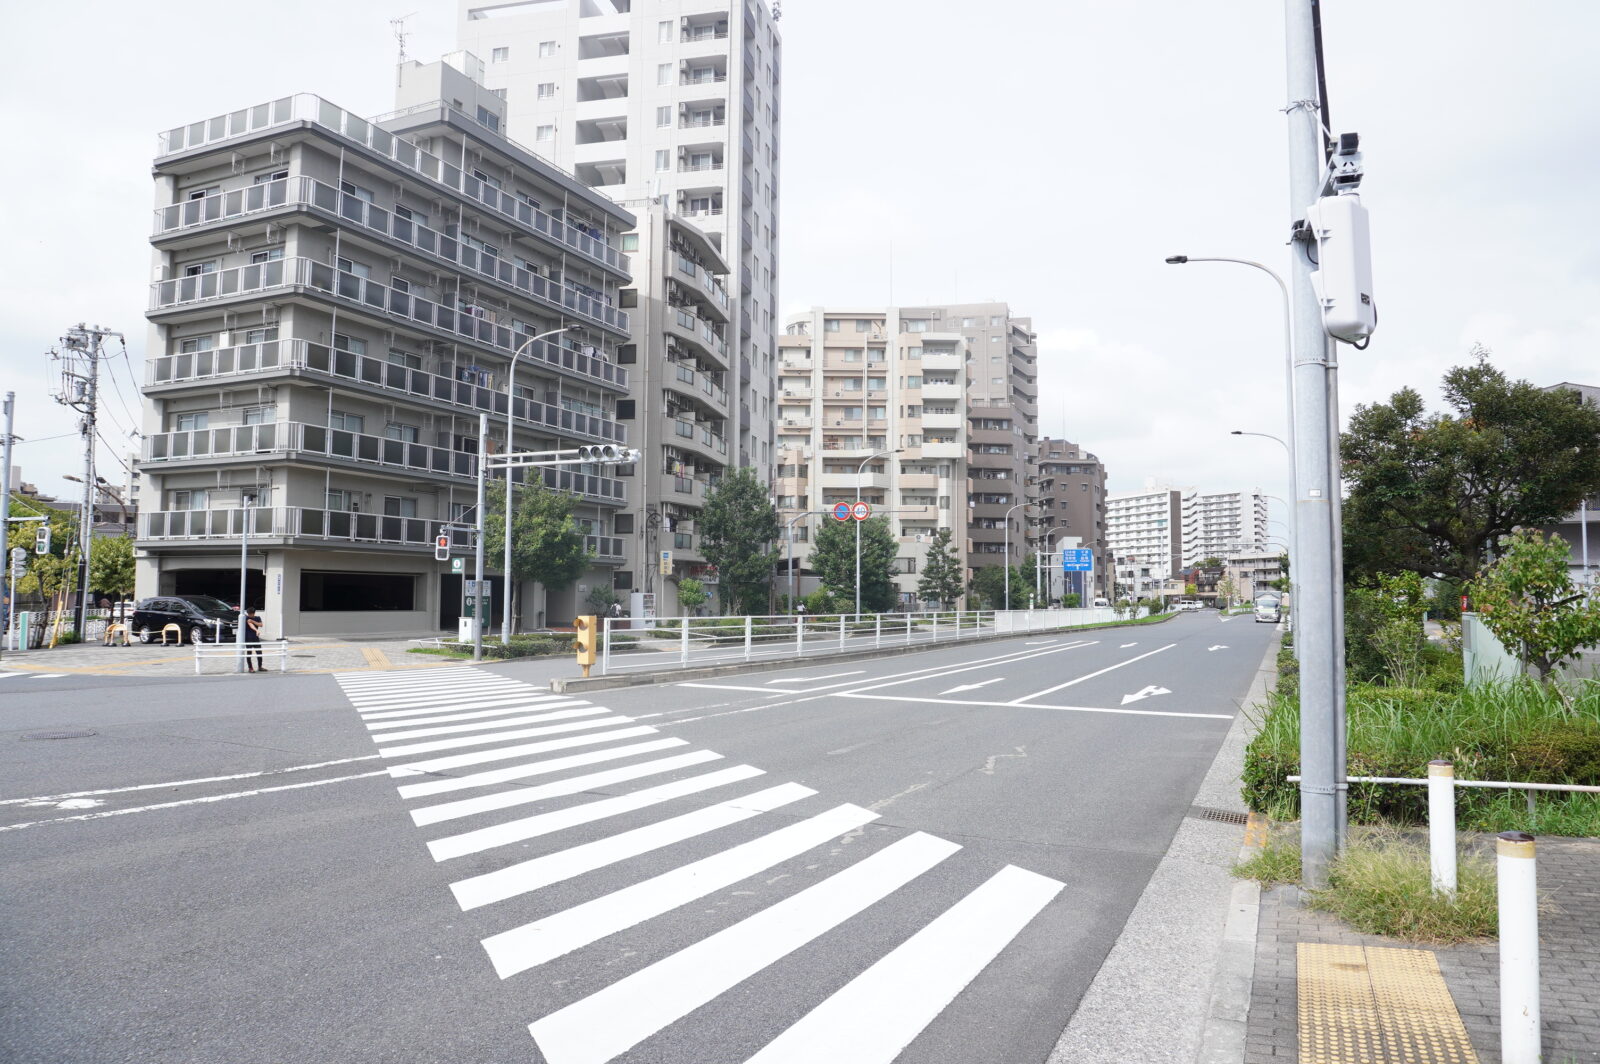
[394,204,427,226]
[335,257,370,279]
[476,106,500,132]
[178,336,214,354]
[655,149,670,172]
[538,40,557,57]
[172,490,207,510]
[338,180,374,203]
[242,328,277,345]
[385,423,419,443]
[823,319,841,332]
[656,105,672,127]
[253,169,288,184]
[174,413,209,432]
[492,46,509,61]
[182,261,217,277]
[332,334,367,356]
[242,406,276,426]
[657,63,672,86]
[537,82,556,99]
[535,124,555,142]
[621,233,639,251]
[382,496,417,517]
[329,411,365,433]
[658,19,673,42]
[386,348,421,370]
[250,247,284,263]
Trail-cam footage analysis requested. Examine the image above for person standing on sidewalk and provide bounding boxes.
[244,607,264,672]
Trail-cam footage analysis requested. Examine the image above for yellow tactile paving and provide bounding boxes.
[1244,811,1271,850]
[1298,943,1479,1063]
[361,647,390,668]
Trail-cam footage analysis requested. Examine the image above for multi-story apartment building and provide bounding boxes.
[1543,382,1600,586]
[137,55,634,635]
[613,199,732,613]
[776,309,968,606]
[458,0,782,484]
[1182,488,1268,566]
[1106,487,1184,599]
[1033,437,1109,601]
[1224,547,1285,602]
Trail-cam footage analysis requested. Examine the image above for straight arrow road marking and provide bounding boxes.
[1005,644,1176,705]
[1208,645,1229,651]
[940,677,1005,695]
[1120,685,1172,706]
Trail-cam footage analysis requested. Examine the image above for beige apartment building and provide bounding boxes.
[775,303,1042,607]
[1033,437,1109,601]
[137,55,635,635]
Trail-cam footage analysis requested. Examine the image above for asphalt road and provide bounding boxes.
[0,611,1276,1064]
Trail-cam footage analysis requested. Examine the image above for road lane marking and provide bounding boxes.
[363,703,581,730]
[396,738,689,800]
[742,864,1064,1064]
[345,685,530,709]
[481,802,879,978]
[359,694,570,720]
[842,692,1232,720]
[388,726,661,777]
[27,673,66,679]
[940,677,1005,695]
[411,750,725,827]
[427,765,766,862]
[377,716,633,758]
[1120,642,1138,648]
[1208,644,1229,651]
[0,770,388,832]
[1006,643,1176,704]
[0,754,384,807]
[763,671,864,684]
[528,831,960,1064]
[1120,685,1173,705]
[452,782,815,912]
[676,682,801,694]
[834,641,1098,697]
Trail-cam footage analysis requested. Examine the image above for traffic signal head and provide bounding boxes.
[579,444,628,464]
[434,533,450,561]
[573,614,597,666]
[34,526,51,555]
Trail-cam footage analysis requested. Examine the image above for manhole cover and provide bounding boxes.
[1188,805,1250,825]
[21,729,98,741]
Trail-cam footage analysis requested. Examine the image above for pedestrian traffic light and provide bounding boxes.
[34,526,50,555]
[572,614,597,676]
[434,533,450,561]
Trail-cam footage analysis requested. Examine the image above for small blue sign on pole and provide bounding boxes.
[1061,548,1093,572]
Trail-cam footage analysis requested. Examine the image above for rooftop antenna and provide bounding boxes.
[391,11,417,82]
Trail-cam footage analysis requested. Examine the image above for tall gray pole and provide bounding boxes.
[76,348,100,641]
[475,413,488,663]
[235,496,252,672]
[1285,0,1343,887]
[0,392,14,659]
[502,327,569,645]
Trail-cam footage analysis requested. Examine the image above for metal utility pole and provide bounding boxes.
[53,324,122,641]
[475,413,488,663]
[1284,0,1342,888]
[1,392,14,656]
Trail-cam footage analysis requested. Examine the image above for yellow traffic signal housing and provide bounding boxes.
[573,614,598,675]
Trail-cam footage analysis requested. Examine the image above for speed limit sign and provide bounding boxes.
[850,501,871,521]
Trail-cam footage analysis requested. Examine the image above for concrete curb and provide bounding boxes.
[549,613,1178,693]
[1046,633,1279,1064]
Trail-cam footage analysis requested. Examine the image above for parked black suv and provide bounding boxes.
[130,595,240,644]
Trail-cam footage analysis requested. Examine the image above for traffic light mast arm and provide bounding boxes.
[484,446,641,472]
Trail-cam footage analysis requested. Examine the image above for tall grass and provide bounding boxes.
[1244,678,1600,833]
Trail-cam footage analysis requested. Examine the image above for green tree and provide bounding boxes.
[1216,576,1238,609]
[482,480,592,624]
[676,577,708,615]
[89,535,136,600]
[1346,570,1430,687]
[1343,351,1600,583]
[7,499,78,610]
[699,468,778,615]
[916,529,963,608]
[809,515,897,613]
[967,563,1029,610]
[1469,529,1600,681]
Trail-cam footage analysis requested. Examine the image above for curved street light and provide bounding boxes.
[1003,501,1028,611]
[855,448,903,618]
[502,326,571,643]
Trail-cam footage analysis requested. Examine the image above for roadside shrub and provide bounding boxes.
[1311,829,1499,943]
[802,588,837,614]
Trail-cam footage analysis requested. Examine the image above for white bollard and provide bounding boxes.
[796,616,805,657]
[743,616,752,662]
[1497,831,1541,1064]
[874,613,882,648]
[679,618,689,667]
[1428,760,1457,896]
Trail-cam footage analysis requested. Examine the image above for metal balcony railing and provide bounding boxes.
[148,259,631,396]
[154,176,628,336]
[155,94,625,274]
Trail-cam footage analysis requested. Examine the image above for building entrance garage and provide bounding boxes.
[172,568,266,610]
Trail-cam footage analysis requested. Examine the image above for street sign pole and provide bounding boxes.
[474,413,487,663]
[0,391,13,659]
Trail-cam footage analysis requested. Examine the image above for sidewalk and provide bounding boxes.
[0,635,467,677]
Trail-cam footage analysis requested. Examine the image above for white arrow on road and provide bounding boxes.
[1208,645,1229,652]
[1120,685,1172,705]
[941,677,1006,695]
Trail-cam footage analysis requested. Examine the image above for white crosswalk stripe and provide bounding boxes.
[337,669,1067,1063]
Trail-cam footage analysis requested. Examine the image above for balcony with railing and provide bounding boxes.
[153,176,628,336]
[673,253,730,313]
[665,362,729,413]
[148,259,630,395]
[155,94,626,275]
[586,534,625,564]
[666,305,729,362]
[665,414,729,461]
[145,339,627,445]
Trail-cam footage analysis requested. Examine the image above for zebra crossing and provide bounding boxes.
[337,665,1066,1063]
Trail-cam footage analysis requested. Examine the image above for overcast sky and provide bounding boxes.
[4,1,1598,535]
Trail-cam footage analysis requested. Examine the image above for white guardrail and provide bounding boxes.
[598,606,1138,676]
[193,640,289,674]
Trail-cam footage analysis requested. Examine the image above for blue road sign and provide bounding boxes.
[831,502,853,521]
[1061,548,1094,572]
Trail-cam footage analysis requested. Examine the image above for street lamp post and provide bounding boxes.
[1042,524,1071,605]
[235,493,255,673]
[783,509,831,610]
[855,448,902,619]
[1003,501,1027,611]
[502,326,570,644]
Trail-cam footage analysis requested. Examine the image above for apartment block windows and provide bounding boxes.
[538,40,557,57]
[332,335,367,356]
[339,180,374,203]
[657,63,672,86]
[384,423,419,443]
[655,150,670,172]
[658,20,673,42]
[242,406,276,426]
[536,124,555,143]
[382,496,417,518]
[823,319,840,332]
[335,257,370,280]
[329,411,364,433]
[386,348,421,370]
[178,336,214,354]
[242,327,277,345]
[537,82,556,99]
[492,47,509,61]
[171,490,208,511]
[656,105,671,127]
[254,169,288,184]
[250,247,283,263]
[174,413,209,432]
[182,261,217,277]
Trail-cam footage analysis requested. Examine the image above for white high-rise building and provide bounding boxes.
[1106,487,1183,598]
[458,0,782,478]
[1182,489,1268,565]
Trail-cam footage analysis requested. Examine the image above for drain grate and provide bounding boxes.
[1188,805,1250,826]
[21,729,98,741]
